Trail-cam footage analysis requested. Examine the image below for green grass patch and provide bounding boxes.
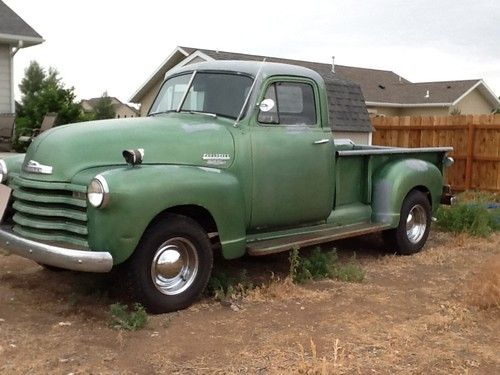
[109,303,148,331]
[289,247,364,284]
[435,203,499,237]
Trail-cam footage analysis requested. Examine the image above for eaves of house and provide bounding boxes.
[0,0,44,46]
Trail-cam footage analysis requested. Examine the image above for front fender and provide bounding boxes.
[86,165,247,264]
[372,159,443,226]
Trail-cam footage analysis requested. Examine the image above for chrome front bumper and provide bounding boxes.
[0,227,113,272]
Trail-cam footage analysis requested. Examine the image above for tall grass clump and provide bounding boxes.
[207,269,254,299]
[435,203,499,237]
[289,247,364,284]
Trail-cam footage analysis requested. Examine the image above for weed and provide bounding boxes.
[109,303,148,331]
[331,253,365,283]
[207,269,254,299]
[289,247,364,284]
[435,203,498,237]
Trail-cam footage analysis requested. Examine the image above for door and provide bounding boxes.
[250,78,334,229]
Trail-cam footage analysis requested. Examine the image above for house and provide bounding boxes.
[81,96,139,119]
[0,0,44,113]
[130,46,374,144]
[352,76,500,117]
[130,46,500,127]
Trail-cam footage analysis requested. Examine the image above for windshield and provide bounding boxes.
[149,72,253,119]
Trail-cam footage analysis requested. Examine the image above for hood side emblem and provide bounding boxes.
[24,160,53,174]
[202,153,230,166]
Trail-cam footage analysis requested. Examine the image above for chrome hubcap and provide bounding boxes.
[406,205,427,244]
[151,237,199,295]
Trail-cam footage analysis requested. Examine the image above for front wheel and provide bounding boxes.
[383,190,431,255]
[124,214,213,313]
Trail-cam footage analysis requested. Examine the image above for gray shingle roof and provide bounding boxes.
[180,47,373,132]
[181,47,490,107]
[364,79,481,104]
[0,0,43,44]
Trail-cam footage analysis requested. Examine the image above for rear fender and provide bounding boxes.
[372,159,443,226]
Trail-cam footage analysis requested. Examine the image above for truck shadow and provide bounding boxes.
[0,232,397,317]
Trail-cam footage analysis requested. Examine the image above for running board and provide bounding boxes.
[247,223,390,256]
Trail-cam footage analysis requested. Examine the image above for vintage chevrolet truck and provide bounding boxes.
[0,61,454,313]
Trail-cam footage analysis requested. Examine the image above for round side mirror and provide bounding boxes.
[259,98,275,112]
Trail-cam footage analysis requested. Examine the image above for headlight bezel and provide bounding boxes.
[0,160,7,183]
[87,175,109,208]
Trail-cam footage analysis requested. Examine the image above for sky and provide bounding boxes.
[6,0,500,104]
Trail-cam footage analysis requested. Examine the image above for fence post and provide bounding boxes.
[464,122,476,190]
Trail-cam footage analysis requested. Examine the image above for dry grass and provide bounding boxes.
[245,276,329,303]
[467,254,500,309]
[295,339,343,375]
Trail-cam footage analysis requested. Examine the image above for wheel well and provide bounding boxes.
[149,205,218,234]
[412,185,432,207]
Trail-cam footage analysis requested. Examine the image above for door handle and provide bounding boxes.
[313,139,330,144]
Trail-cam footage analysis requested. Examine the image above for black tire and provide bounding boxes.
[383,190,431,255]
[124,213,213,314]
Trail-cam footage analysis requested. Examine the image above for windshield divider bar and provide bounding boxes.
[177,70,197,112]
[233,58,266,127]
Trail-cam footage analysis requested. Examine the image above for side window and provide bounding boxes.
[258,82,317,126]
[257,84,279,124]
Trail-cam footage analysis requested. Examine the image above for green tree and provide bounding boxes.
[16,61,83,133]
[92,92,116,120]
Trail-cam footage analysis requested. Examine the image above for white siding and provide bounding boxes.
[0,44,12,113]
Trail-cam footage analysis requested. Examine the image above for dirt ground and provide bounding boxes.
[0,230,499,374]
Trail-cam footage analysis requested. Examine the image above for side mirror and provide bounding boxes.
[259,98,275,112]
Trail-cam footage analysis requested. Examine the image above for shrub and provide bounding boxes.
[435,203,498,237]
[331,253,365,283]
[109,303,148,331]
[207,269,254,299]
[289,247,364,284]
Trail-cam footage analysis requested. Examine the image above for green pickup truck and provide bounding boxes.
[0,61,454,313]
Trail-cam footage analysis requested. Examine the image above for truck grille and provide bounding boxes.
[10,176,89,248]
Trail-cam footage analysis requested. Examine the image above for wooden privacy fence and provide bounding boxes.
[371,114,500,192]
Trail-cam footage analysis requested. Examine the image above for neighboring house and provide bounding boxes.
[130,46,373,144]
[358,77,500,116]
[81,96,139,119]
[131,46,500,127]
[0,0,44,113]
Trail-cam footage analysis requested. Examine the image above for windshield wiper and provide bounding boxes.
[148,110,177,116]
[187,110,217,118]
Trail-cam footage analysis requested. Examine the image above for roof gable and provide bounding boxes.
[0,0,43,46]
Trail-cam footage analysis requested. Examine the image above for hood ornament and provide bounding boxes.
[24,160,53,174]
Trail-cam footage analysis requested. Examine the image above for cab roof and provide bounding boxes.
[167,60,325,85]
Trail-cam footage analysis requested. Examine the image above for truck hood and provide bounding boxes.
[21,114,235,182]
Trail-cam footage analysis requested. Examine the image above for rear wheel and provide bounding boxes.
[124,214,213,313]
[383,190,431,255]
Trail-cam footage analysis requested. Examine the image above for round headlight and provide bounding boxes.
[87,175,109,208]
[0,160,7,183]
